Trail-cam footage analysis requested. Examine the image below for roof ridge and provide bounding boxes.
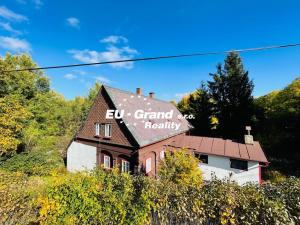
[103,85,175,105]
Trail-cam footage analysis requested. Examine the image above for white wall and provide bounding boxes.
[199,155,260,185]
[67,141,97,172]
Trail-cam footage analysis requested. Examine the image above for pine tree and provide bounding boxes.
[188,83,213,136]
[208,52,254,139]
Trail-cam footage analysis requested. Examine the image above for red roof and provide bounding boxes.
[166,135,268,163]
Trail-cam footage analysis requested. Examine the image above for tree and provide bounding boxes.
[188,83,214,136]
[177,84,214,136]
[254,78,300,176]
[0,54,50,100]
[81,81,102,121]
[208,52,254,139]
[0,96,30,156]
[159,148,203,187]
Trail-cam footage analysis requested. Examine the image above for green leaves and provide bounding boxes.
[36,169,153,225]
[0,168,299,225]
[0,95,30,155]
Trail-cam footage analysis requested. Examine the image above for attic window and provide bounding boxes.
[104,124,112,138]
[230,159,248,171]
[95,123,100,136]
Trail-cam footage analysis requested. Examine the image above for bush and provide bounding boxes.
[35,168,153,225]
[0,136,64,176]
[0,150,299,225]
[262,177,300,224]
[158,149,203,187]
[0,170,42,225]
[151,149,205,224]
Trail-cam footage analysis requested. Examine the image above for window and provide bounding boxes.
[194,152,208,164]
[122,160,130,173]
[146,158,151,173]
[160,151,165,160]
[104,155,110,168]
[95,123,100,136]
[105,124,112,138]
[230,159,248,171]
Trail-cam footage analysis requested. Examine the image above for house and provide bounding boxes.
[67,85,268,184]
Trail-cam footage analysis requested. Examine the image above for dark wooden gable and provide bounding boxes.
[77,86,137,147]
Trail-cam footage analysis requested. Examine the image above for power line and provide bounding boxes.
[3,43,300,72]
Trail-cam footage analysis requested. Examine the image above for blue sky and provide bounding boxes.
[0,0,300,101]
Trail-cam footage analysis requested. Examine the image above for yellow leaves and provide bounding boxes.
[0,96,30,155]
[159,148,203,188]
[210,115,219,129]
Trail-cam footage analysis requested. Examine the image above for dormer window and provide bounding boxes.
[95,123,100,136]
[104,124,112,138]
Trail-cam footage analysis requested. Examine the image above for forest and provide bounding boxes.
[0,53,299,224]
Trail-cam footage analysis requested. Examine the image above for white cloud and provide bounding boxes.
[94,76,111,84]
[0,6,28,22]
[0,36,31,52]
[16,0,43,9]
[100,35,128,44]
[66,17,80,28]
[0,22,22,35]
[64,73,76,80]
[68,45,138,69]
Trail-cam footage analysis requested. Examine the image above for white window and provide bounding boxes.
[104,155,110,168]
[105,124,112,138]
[121,160,130,173]
[146,158,151,173]
[95,123,100,136]
[160,151,165,160]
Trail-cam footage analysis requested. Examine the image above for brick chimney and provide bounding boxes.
[136,88,142,96]
[244,126,254,145]
[149,92,155,98]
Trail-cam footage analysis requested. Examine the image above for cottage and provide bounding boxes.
[67,85,268,184]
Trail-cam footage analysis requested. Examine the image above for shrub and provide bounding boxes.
[151,149,205,224]
[0,170,42,225]
[158,148,203,187]
[0,136,64,176]
[0,149,299,225]
[35,168,153,225]
[262,177,300,224]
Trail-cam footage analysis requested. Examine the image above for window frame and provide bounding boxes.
[194,152,208,164]
[230,159,248,171]
[95,123,101,136]
[121,160,130,173]
[103,155,111,168]
[146,158,151,173]
[104,124,112,138]
[160,150,165,160]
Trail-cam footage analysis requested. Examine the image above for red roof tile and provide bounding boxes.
[167,135,268,163]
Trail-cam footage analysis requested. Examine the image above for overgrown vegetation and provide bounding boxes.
[0,53,100,175]
[1,149,299,225]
